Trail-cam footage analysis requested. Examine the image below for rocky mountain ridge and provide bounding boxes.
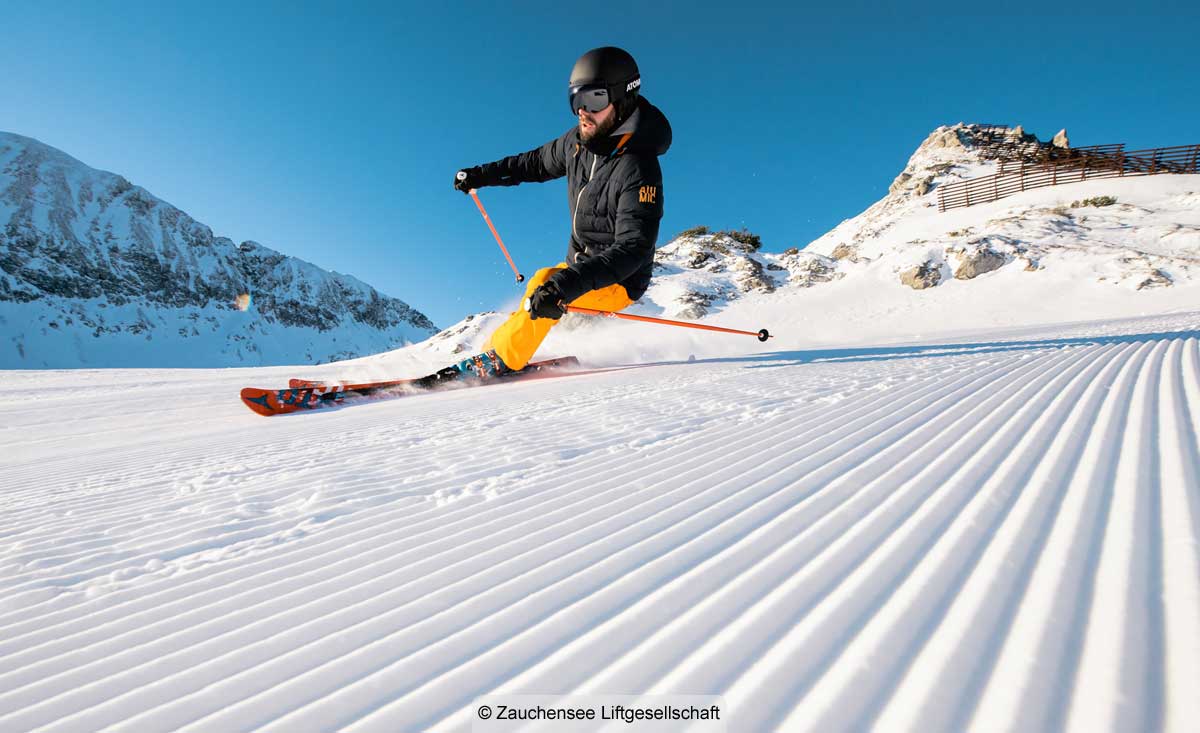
[0,132,435,368]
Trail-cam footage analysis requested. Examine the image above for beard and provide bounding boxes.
[579,112,618,143]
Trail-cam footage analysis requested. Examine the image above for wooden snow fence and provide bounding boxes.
[937,142,1200,212]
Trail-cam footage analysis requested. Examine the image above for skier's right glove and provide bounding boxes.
[525,281,567,320]
[454,167,484,194]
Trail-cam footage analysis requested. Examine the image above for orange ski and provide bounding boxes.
[241,356,579,416]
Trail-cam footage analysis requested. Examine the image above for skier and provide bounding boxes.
[445,46,672,380]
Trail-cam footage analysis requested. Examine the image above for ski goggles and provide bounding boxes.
[569,84,612,114]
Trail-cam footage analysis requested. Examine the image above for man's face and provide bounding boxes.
[578,102,617,143]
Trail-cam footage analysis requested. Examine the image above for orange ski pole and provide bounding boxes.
[563,304,772,342]
[459,174,524,283]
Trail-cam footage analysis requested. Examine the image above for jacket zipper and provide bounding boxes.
[572,153,599,243]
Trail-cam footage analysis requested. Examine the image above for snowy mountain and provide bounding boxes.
[636,123,1200,329]
[0,132,436,368]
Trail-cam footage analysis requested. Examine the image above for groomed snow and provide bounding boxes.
[2,305,1199,732]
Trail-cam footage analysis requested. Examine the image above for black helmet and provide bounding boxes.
[568,46,641,120]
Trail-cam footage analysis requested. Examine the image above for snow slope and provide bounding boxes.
[638,124,1200,332]
[2,308,1199,732]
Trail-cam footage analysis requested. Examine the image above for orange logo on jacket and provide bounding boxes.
[639,186,657,204]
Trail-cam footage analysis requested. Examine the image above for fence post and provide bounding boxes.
[1191,144,1199,173]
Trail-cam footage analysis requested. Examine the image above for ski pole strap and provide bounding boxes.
[468,189,524,283]
[564,305,771,341]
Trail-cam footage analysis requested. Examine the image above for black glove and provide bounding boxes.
[454,167,484,194]
[526,281,567,320]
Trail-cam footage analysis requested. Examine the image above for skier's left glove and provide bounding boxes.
[525,281,567,320]
[454,167,485,194]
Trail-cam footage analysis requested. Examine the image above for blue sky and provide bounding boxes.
[4,1,1197,327]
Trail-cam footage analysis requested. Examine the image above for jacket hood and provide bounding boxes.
[628,97,672,156]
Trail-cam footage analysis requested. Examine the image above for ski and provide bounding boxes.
[241,356,579,417]
[284,355,579,390]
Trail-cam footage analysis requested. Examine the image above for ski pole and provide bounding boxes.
[563,304,772,342]
[459,173,524,283]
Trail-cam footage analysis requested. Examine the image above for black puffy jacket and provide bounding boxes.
[473,97,672,302]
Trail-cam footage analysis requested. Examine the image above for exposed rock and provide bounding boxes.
[921,127,969,152]
[786,253,842,288]
[676,290,714,319]
[831,244,857,261]
[900,261,942,290]
[733,256,775,293]
[1052,129,1070,149]
[1136,269,1173,290]
[887,124,1022,202]
[667,230,763,269]
[954,248,1007,280]
[889,171,936,197]
[889,172,912,195]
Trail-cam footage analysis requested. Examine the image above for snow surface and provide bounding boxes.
[3,302,1199,732]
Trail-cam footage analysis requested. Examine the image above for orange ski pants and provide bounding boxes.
[485,263,634,371]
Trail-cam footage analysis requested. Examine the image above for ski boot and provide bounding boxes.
[453,349,513,379]
[414,349,514,389]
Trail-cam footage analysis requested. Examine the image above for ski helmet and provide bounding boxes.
[568,46,641,121]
